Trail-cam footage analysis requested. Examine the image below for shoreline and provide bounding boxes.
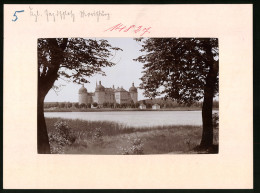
[44,108,219,112]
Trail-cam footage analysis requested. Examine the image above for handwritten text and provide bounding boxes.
[105,23,151,36]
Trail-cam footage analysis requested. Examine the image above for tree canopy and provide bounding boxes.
[38,38,122,85]
[135,38,219,150]
[37,38,122,153]
[135,38,218,105]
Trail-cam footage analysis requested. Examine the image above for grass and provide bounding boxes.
[45,118,219,154]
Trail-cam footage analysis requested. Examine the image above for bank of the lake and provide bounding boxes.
[46,118,219,154]
[44,107,219,112]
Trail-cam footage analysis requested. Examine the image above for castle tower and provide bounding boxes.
[95,81,105,105]
[129,82,138,103]
[78,85,88,105]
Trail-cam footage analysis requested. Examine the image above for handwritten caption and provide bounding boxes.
[105,23,151,36]
[16,7,152,36]
[29,6,110,22]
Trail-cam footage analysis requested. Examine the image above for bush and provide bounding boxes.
[66,102,72,108]
[92,102,98,107]
[48,120,76,154]
[74,103,79,108]
[59,102,66,108]
[80,103,86,108]
[120,136,144,155]
[213,112,219,129]
[92,127,103,145]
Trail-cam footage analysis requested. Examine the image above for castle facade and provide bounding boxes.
[78,81,138,105]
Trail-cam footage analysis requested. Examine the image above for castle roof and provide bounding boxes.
[78,85,87,94]
[115,86,127,92]
[129,82,137,92]
[105,88,114,93]
[95,81,105,92]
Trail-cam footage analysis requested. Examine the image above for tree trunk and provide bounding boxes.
[37,93,50,153]
[200,61,218,149]
[37,38,68,154]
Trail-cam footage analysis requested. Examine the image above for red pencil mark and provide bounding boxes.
[105,23,151,36]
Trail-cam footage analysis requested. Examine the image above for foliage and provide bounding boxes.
[103,102,109,108]
[213,112,219,129]
[134,38,219,105]
[46,118,218,154]
[38,38,122,85]
[146,103,152,109]
[120,136,144,155]
[66,102,72,108]
[48,120,76,154]
[87,103,91,108]
[92,102,98,107]
[134,38,219,148]
[74,103,79,108]
[59,102,65,108]
[38,38,122,153]
[92,127,104,145]
[80,103,86,108]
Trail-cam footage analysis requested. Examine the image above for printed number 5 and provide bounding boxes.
[12,10,24,22]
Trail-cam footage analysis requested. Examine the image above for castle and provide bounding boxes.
[78,81,138,106]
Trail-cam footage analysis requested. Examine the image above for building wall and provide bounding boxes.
[87,95,93,104]
[140,105,146,109]
[92,95,96,103]
[104,91,115,103]
[115,92,121,104]
[152,105,160,109]
[130,92,138,103]
[117,91,131,104]
[79,93,88,105]
[96,91,105,105]
[79,84,138,105]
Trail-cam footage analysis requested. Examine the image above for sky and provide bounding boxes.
[44,38,147,102]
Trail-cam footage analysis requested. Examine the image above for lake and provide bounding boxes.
[44,111,213,127]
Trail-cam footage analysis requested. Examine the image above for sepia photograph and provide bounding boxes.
[38,37,219,154]
[4,3,253,189]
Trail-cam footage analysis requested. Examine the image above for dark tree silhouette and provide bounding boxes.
[134,38,218,150]
[38,38,121,153]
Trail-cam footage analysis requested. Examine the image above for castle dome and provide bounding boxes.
[79,85,87,94]
[129,82,137,92]
[95,81,105,92]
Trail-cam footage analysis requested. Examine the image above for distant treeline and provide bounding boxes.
[140,98,219,108]
[44,101,140,109]
[44,99,219,109]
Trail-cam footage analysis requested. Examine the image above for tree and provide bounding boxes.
[80,103,86,108]
[74,103,79,108]
[54,102,59,108]
[146,103,152,109]
[115,103,120,108]
[66,102,72,108]
[109,103,114,108]
[87,103,91,108]
[38,38,121,153]
[92,102,98,107]
[103,102,109,108]
[59,102,65,108]
[134,38,218,150]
